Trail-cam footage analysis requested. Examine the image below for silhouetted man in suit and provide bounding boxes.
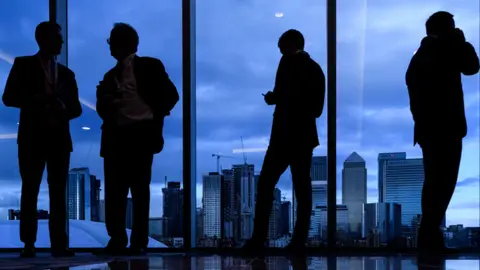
[2,21,82,258]
[406,11,479,252]
[243,29,325,253]
[96,23,179,255]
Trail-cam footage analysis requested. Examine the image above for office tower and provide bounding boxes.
[268,188,282,240]
[363,203,402,246]
[222,169,235,239]
[313,205,349,240]
[384,158,424,227]
[126,197,133,229]
[68,168,101,221]
[196,208,204,242]
[99,199,105,222]
[311,156,327,181]
[149,217,165,238]
[342,152,367,236]
[378,152,407,203]
[89,175,101,222]
[293,156,327,227]
[232,164,255,240]
[162,181,184,237]
[202,172,223,238]
[280,201,291,236]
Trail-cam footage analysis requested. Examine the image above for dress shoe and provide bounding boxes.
[93,246,127,256]
[20,245,36,258]
[51,248,75,257]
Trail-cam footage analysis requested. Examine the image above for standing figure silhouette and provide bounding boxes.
[406,11,479,252]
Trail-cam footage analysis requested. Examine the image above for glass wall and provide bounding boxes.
[0,0,49,248]
[195,0,327,248]
[66,0,183,248]
[337,0,479,248]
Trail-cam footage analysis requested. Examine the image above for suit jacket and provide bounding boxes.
[269,51,326,150]
[97,55,179,157]
[2,55,82,152]
[406,35,479,145]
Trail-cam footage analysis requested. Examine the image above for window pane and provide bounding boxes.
[196,1,327,247]
[337,0,479,248]
[67,0,182,248]
[0,0,49,248]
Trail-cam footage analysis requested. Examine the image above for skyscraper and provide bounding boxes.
[311,156,327,181]
[342,152,367,236]
[280,201,291,236]
[222,169,235,238]
[162,181,184,238]
[68,168,101,221]
[363,203,402,246]
[268,188,282,240]
[383,158,424,228]
[232,164,255,240]
[378,152,407,203]
[293,156,327,227]
[202,172,223,238]
[312,205,349,240]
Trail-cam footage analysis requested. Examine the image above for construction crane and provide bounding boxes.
[212,154,234,173]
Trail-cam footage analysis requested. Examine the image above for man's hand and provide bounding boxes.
[453,28,466,43]
[263,91,276,105]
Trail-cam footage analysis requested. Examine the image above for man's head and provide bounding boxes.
[278,29,305,55]
[426,11,455,36]
[35,21,63,56]
[108,23,139,61]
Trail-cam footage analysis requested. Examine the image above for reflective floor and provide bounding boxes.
[0,253,478,269]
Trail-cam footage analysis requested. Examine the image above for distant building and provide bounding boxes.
[378,153,406,203]
[342,152,367,237]
[363,203,402,246]
[383,157,424,228]
[232,164,255,241]
[162,182,183,238]
[280,201,291,236]
[312,205,349,240]
[268,188,282,240]
[222,169,235,239]
[203,173,223,238]
[68,168,101,221]
[149,217,167,238]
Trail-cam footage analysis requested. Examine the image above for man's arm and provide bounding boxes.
[154,59,179,116]
[310,63,326,118]
[63,70,82,120]
[3,57,26,108]
[458,42,480,76]
[96,72,116,122]
[405,57,425,124]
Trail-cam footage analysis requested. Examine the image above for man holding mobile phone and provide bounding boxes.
[243,29,326,254]
[406,11,479,253]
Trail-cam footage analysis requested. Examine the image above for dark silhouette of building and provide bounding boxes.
[221,169,235,239]
[162,182,184,238]
[280,201,291,236]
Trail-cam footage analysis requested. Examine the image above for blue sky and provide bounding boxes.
[0,0,479,228]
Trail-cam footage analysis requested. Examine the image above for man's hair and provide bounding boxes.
[111,22,139,50]
[426,11,455,35]
[35,21,61,44]
[278,29,305,50]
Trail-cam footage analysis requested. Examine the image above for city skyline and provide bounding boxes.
[0,0,478,232]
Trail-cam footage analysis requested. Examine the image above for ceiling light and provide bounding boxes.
[81,126,91,131]
[275,12,284,18]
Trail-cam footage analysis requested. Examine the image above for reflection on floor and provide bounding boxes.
[0,253,478,269]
